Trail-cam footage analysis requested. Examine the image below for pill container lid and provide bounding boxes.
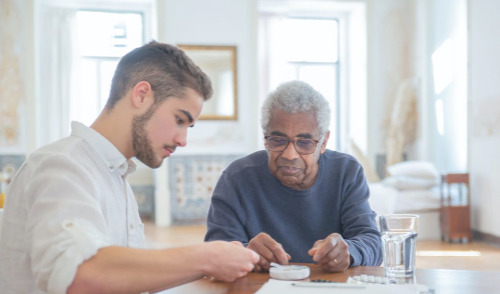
[269,265,310,280]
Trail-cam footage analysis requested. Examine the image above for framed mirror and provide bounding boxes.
[178,44,238,120]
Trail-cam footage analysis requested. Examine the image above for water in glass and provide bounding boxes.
[382,230,418,277]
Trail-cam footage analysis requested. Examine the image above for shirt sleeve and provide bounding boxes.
[340,163,384,267]
[204,171,249,245]
[25,156,111,293]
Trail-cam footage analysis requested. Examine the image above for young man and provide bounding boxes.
[0,41,258,294]
[205,80,382,273]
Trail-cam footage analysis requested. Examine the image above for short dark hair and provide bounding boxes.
[106,40,213,109]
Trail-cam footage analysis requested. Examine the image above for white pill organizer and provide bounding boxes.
[269,263,310,280]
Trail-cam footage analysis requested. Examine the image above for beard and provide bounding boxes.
[132,112,161,168]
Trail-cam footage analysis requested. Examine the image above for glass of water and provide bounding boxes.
[379,214,419,278]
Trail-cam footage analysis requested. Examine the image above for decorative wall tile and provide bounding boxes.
[168,154,242,225]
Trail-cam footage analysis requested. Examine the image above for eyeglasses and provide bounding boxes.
[264,136,320,155]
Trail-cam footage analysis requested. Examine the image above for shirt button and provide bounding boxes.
[129,224,134,229]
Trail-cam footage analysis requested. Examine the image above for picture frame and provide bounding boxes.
[178,44,238,120]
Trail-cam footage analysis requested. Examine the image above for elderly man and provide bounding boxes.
[205,80,382,272]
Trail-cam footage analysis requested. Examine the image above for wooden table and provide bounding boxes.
[161,264,500,293]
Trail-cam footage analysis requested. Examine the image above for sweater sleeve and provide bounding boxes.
[340,163,384,267]
[204,171,249,244]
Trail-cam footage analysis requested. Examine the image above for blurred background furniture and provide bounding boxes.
[440,173,471,243]
[368,161,441,240]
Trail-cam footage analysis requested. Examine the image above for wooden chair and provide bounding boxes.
[440,173,471,243]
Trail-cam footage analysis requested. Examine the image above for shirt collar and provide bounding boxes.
[70,121,136,176]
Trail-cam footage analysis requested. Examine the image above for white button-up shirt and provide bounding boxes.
[0,122,145,293]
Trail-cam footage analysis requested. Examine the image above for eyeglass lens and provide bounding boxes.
[266,137,317,154]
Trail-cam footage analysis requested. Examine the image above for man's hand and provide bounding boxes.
[307,233,351,272]
[204,241,260,282]
[247,233,291,272]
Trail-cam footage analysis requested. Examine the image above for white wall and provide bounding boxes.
[469,0,500,237]
[421,0,468,173]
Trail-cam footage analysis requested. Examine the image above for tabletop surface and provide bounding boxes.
[161,264,500,294]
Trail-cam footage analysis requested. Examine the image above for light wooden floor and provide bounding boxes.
[143,221,500,272]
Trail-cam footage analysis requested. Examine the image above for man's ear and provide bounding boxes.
[320,131,330,153]
[131,81,153,108]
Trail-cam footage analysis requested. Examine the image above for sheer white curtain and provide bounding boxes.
[36,4,77,147]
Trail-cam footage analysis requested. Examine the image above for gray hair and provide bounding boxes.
[261,80,331,136]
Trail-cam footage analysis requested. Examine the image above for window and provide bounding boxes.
[35,0,153,147]
[258,1,367,153]
[72,10,145,125]
[260,16,341,150]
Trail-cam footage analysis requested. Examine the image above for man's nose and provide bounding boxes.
[280,141,300,159]
[174,129,187,147]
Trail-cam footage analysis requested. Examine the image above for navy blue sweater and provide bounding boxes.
[205,150,383,266]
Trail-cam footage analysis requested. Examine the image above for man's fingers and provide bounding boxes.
[258,257,270,272]
[230,241,244,247]
[253,263,263,272]
[312,234,340,262]
[268,242,289,265]
[249,233,290,267]
[313,234,350,272]
[312,243,330,262]
[257,243,288,271]
[308,247,318,257]
[320,252,350,272]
